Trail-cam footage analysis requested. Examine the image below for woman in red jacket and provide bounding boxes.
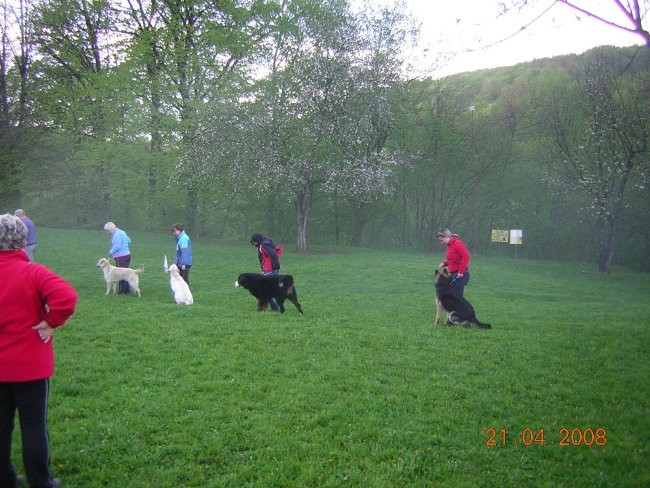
[437,228,471,298]
[0,213,78,488]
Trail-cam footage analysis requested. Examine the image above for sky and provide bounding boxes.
[396,0,646,78]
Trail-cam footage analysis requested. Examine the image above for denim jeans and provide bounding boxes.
[263,269,280,310]
[449,270,470,297]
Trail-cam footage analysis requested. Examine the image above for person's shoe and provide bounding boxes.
[14,475,61,487]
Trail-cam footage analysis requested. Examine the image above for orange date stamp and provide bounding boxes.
[485,427,607,446]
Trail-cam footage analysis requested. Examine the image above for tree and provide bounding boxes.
[506,0,650,46]
[0,0,34,208]
[383,71,517,253]
[543,52,649,273]
[121,0,280,231]
[179,0,411,251]
[18,0,278,229]
[30,0,117,136]
[556,0,650,46]
[259,0,409,251]
[386,78,468,250]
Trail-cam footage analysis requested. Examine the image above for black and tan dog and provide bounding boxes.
[434,269,491,329]
[235,273,303,315]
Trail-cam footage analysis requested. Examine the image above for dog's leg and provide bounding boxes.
[449,313,470,327]
[287,288,303,315]
[435,299,441,325]
[257,299,268,311]
[129,278,140,297]
[106,282,111,295]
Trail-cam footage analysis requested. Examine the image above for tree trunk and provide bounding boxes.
[597,171,629,273]
[598,228,616,274]
[599,237,615,275]
[295,185,313,253]
[349,209,368,247]
[296,203,308,252]
[598,209,622,274]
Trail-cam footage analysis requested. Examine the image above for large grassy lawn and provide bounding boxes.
[11,228,649,487]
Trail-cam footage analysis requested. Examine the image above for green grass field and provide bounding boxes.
[11,228,650,487]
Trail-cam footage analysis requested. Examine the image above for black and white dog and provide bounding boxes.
[235,273,303,315]
[434,269,491,329]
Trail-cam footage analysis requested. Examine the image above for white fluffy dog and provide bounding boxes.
[96,258,144,297]
[168,264,193,305]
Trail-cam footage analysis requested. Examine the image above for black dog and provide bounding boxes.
[235,273,303,315]
[434,269,491,329]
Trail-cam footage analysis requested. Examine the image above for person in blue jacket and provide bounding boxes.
[14,209,37,262]
[104,221,132,294]
[171,223,192,285]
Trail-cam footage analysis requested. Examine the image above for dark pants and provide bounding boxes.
[178,264,191,285]
[115,255,131,294]
[0,379,54,488]
[449,270,470,298]
[263,269,280,311]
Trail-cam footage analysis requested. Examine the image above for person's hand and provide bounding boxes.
[181,265,186,270]
[32,320,54,343]
[457,272,464,278]
[438,262,445,268]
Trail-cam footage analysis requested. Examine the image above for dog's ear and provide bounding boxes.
[434,270,440,277]
[442,268,449,277]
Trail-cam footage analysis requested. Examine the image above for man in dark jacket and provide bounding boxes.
[250,234,281,275]
[250,234,282,310]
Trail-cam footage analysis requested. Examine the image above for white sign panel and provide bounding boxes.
[510,229,523,245]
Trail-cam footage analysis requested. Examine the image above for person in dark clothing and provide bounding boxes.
[250,234,283,310]
[250,234,282,275]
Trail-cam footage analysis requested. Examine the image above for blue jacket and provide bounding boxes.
[109,228,131,257]
[21,217,37,246]
[175,231,192,266]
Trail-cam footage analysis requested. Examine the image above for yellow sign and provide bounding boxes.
[491,230,509,243]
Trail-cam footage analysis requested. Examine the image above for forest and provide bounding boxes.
[1,0,649,272]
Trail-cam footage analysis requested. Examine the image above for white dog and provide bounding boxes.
[168,264,193,305]
[96,258,144,297]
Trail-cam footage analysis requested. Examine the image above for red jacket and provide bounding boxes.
[0,251,78,382]
[442,236,470,274]
[258,238,282,273]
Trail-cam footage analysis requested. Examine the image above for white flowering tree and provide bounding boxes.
[180,0,411,251]
[545,54,649,273]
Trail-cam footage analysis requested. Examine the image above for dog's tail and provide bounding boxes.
[136,264,145,273]
[472,319,491,329]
